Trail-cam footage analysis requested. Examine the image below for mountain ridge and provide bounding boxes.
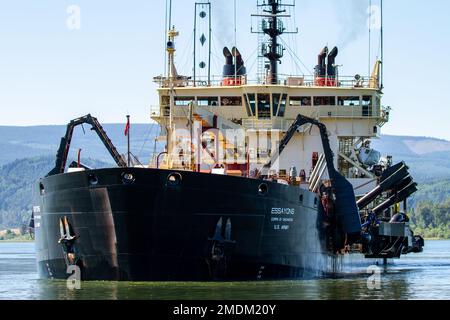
[1,124,448,180]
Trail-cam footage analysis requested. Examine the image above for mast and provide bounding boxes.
[189,101,195,171]
[368,0,372,77]
[234,0,237,80]
[193,1,212,86]
[167,26,179,165]
[380,0,384,89]
[267,0,282,84]
[126,115,130,167]
[165,0,173,78]
[252,0,297,85]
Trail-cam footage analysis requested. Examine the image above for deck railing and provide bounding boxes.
[154,74,379,90]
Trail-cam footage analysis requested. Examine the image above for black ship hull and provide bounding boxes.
[34,168,381,281]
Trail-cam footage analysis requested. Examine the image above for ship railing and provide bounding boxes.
[155,74,380,89]
[187,75,249,87]
[275,74,379,89]
[154,75,249,88]
[315,104,382,118]
[150,105,173,118]
[150,105,161,117]
[376,105,391,128]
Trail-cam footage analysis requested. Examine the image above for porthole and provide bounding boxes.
[88,174,99,186]
[121,172,135,185]
[314,197,318,206]
[167,172,182,186]
[258,183,268,195]
[299,194,304,203]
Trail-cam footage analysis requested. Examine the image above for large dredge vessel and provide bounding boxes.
[33,0,423,281]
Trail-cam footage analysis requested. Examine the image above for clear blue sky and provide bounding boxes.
[1,0,449,140]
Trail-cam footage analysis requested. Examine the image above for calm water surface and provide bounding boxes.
[0,241,449,300]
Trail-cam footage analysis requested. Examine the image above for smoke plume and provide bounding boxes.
[333,0,370,49]
[211,0,235,46]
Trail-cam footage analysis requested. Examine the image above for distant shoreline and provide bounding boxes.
[0,233,34,242]
[1,238,448,243]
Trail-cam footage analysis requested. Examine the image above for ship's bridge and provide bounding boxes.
[153,81,387,134]
[152,79,389,188]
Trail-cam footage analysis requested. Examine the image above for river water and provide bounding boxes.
[0,240,449,300]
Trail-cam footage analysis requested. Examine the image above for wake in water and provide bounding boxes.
[0,241,449,300]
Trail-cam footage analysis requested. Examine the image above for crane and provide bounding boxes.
[258,114,361,235]
[47,114,127,176]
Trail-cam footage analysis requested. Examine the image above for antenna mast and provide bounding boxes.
[368,0,372,77]
[165,0,173,77]
[380,0,384,89]
[234,0,237,80]
[252,0,298,85]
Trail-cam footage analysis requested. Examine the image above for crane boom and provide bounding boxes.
[259,114,361,234]
[47,114,127,176]
[259,115,336,179]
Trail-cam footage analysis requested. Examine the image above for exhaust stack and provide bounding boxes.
[314,46,339,86]
[327,46,339,77]
[315,46,328,77]
[222,46,246,86]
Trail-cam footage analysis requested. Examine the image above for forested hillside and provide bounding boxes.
[410,200,450,239]
[0,156,110,229]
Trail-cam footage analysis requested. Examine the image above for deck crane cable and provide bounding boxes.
[369,0,372,77]
[239,46,259,78]
[279,35,312,75]
[279,38,301,74]
[136,122,157,162]
[178,30,195,76]
[211,32,230,77]
[286,5,301,76]
[209,34,221,77]
[292,2,300,67]
[279,37,311,75]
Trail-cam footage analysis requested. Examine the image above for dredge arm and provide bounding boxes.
[47,114,127,176]
[259,114,361,237]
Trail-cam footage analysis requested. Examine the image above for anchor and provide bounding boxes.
[207,217,236,279]
[58,216,81,267]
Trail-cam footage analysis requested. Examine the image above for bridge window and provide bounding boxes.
[258,94,271,119]
[244,94,256,117]
[273,93,287,117]
[289,97,312,107]
[362,96,373,106]
[289,96,312,107]
[314,96,336,106]
[197,97,219,107]
[338,96,360,106]
[175,97,195,106]
[362,96,373,117]
[220,96,242,106]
